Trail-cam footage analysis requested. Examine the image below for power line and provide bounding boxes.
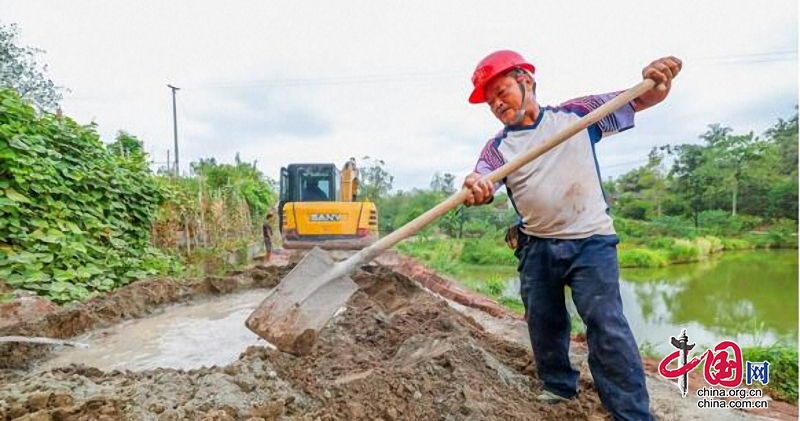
[62,50,797,101]
[185,71,462,90]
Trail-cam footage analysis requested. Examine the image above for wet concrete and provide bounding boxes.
[37,288,274,372]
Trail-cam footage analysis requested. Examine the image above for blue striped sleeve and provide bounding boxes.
[474,136,505,191]
[559,91,636,142]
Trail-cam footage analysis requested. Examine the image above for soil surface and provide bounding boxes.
[1,263,610,420]
[0,257,792,420]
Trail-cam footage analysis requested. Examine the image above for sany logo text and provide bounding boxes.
[309,213,342,222]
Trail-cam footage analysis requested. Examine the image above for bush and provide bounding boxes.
[460,239,516,266]
[648,216,698,238]
[0,89,180,303]
[700,236,724,255]
[698,211,764,235]
[616,197,652,221]
[721,238,753,250]
[742,345,798,403]
[768,218,798,248]
[618,248,668,268]
[667,240,700,263]
[646,237,675,250]
[481,277,506,297]
[400,239,465,273]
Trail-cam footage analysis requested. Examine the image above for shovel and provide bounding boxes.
[245,77,660,355]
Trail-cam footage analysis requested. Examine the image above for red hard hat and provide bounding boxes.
[468,50,535,104]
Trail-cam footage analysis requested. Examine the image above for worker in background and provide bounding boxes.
[263,211,275,261]
[463,50,681,421]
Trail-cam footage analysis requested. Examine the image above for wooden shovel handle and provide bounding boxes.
[356,78,656,261]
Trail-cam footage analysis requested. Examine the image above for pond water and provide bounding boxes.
[462,250,798,355]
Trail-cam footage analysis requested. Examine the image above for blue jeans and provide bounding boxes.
[515,233,653,421]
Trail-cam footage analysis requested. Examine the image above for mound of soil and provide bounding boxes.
[0,264,610,420]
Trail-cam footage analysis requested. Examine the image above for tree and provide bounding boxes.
[430,172,456,195]
[108,131,148,172]
[0,22,65,111]
[667,144,708,228]
[639,147,668,218]
[358,156,394,202]
[109,131,144,156]
[700,125,762,216]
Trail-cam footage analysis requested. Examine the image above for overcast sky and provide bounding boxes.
[2,0,797,191]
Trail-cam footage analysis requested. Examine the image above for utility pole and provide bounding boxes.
[167,84,180,177]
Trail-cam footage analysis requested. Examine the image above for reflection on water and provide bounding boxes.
[468,251,797,355]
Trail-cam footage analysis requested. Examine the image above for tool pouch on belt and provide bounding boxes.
[504,222,521,250]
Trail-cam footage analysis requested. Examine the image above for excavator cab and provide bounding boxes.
[278,161,378,250]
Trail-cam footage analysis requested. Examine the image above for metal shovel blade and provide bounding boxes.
[245,247,359,355]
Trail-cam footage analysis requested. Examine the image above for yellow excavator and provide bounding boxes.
[278,159,379,250]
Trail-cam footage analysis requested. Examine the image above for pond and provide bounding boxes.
[459,250,798,355]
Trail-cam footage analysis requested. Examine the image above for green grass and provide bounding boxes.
[498,296,525,313]
[619,249,668,268]
[667,239,700,263]
[741,344,798,403]
[638,341,660,359]
[722,238,753,250]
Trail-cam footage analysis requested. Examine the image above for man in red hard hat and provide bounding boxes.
[463,50,681,421]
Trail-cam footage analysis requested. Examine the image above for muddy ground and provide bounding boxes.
[0,262,616,421]
[1,257,794,421]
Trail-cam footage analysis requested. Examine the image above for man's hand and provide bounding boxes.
[463,173,494,206]
[633,56,682,112]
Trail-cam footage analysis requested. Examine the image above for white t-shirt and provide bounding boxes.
[474,92,636,240]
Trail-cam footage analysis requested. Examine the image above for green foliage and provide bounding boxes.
[638,341,660,359]
[698,210,763,235]
[460,239,516,266]
[358,156,394,202]
[609,113,797,231]
[667,240,700,263]
[616,196,652,220]
[570,313,586,336]
[190,155,276,223]
[0,23,64,111]
[498,296,525,313]
[767,219,798,247]
[742,345,798,403]
[645,237,675,250]
[397,239,463,273]
[618,249,668,268]
[0,89,180,302]
[481,276,505,297]
[721,238,753,250]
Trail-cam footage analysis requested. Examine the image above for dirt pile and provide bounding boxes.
[262,266,608,420]
[1,264,610,420]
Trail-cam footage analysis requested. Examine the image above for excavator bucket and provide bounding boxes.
[245,247,359,355]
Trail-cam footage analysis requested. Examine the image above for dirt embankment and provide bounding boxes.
[1,263,611,421]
